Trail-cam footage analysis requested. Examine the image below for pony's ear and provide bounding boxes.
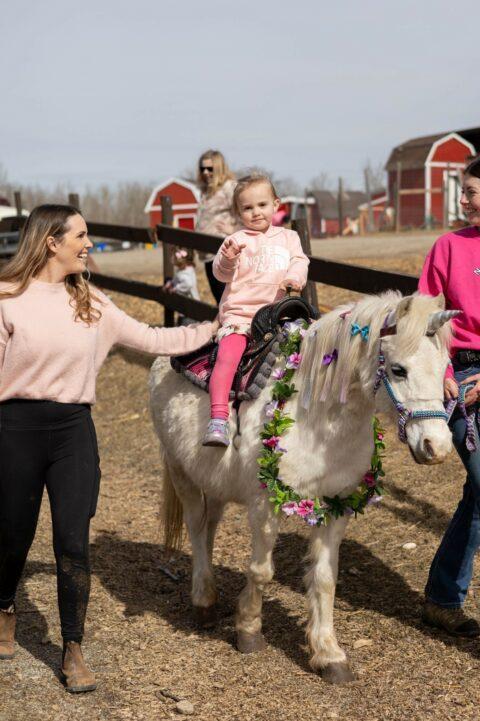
[395,296,413,320]
[433,293,445,310]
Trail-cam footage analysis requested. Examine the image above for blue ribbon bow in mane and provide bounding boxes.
[351,323,370,341]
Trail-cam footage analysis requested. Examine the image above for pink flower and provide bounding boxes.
[272,367,286,380]
[260,482,267,489]
[363,471,376,488]
[282,501,299,516]
[377,433,384,441]
[286,353,302,369]
[296,499,315,517]
[263,436,281,449]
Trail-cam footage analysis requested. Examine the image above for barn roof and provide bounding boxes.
[310,190,368,219]
[386,127,479,171]
[385,133,445,171]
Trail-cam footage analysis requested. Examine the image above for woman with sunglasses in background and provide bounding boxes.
[195,150,238,304]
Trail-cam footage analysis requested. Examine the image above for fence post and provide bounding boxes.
[68,193,81,211]
[14,191,22,217]
[291,218,319,314]
[337,177,344,236]
[161,195,175,327]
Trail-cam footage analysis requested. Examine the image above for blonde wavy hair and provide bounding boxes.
[0,204,102,324]
[197,150,235,197]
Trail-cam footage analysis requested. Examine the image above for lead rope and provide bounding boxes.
[445,382,477,452]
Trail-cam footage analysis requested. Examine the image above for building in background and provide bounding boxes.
[385,128,477,228]
[144,178,200,229]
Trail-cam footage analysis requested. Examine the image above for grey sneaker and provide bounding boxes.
[422,600,480,638]
[202,419,230,447]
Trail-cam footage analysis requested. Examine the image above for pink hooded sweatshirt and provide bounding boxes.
[418,226,480,378]
[213,225,309,327]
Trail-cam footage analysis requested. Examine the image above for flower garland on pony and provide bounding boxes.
[257,319,385,526]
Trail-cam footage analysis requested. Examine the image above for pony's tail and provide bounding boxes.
[162,464,184,551]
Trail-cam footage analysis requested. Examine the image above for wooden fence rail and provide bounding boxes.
[0,209,419,325]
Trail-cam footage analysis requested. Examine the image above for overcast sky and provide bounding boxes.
[2,0,479,192]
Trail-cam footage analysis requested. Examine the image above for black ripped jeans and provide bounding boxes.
[0,400,101,642]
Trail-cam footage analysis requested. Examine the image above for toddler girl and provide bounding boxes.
[203,173,309,447]
[165,247,200,326]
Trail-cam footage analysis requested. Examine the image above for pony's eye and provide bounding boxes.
[391,364,408,378]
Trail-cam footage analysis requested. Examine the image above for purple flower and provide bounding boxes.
[367,494,383,506]
[345,507,355,516]
[297,499,315,517]
[282,501,299,516]
[306,515,319,526]
[263,436,281,449]
[259,482,267,489]
[272,367,286,380]
[286,352,302,369]
[363,471,376,488]
[265,401,279,418]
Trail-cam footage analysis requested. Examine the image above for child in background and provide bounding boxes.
[165,248,200,325]
[203,174,309,447]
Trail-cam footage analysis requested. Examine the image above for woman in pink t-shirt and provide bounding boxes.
[0,205,216,692]
[418,156,480,638]
[202,174,309,447]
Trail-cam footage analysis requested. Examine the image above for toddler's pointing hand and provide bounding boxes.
[221,238,246,260]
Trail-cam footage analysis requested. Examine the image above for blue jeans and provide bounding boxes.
[425,361,480,608]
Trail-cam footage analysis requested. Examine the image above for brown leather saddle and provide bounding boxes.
[170,296,319,401]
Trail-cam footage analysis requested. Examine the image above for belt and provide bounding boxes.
[455,350,480,364]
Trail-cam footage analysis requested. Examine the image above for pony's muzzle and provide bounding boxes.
[410,435,451,465]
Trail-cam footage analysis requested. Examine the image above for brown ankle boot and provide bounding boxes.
[0,606,16,660]
[61,641,97,693]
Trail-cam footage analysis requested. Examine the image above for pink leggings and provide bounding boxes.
[209,333,248,420]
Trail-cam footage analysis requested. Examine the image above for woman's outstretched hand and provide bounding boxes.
[221,238,245,260]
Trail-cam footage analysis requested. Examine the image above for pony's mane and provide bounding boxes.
[297,291,450,408]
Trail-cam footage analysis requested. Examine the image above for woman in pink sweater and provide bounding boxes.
[0,205,216,692]
[202,174,309,447]
[418,156,480,638]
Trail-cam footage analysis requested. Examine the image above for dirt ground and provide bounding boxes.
[1,249,480,721]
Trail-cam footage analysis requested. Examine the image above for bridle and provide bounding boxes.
[373,317,449,444]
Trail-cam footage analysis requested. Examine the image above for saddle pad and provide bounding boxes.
[170,333,283,401]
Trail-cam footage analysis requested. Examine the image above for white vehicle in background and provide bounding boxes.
[0,196,28,257]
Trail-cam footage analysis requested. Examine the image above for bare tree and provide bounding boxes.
[309,172,333,191]
[363,160,385,193]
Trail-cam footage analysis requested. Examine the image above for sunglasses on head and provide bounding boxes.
[200,165,214,173]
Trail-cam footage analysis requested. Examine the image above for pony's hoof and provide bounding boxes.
[193,605,218,629]
[236,631,266,654]
[320,661,356,685]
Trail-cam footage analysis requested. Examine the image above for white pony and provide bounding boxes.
[149,292,454,684]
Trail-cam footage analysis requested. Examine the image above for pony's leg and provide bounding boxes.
[170,470,219,626]
[195,495,225,628]
[305,516,355,684]
[236,500,280,654]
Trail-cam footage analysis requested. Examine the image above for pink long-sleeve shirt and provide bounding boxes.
[213,225,309,327]
[0,278,213,404]
[418,226,480,378]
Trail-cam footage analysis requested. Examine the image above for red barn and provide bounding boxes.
[385,131,476,228]
[144,177,200,229]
